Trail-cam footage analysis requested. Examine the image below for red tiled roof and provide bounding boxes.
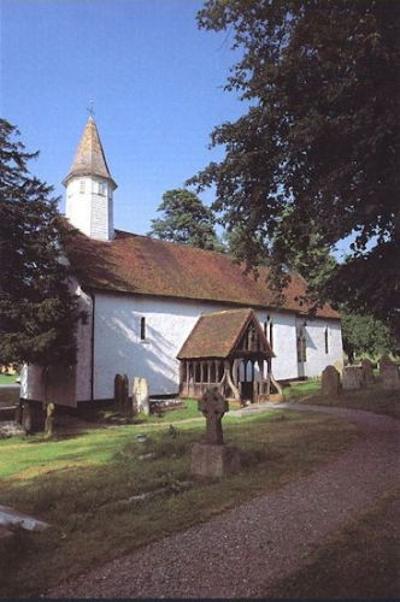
[66,229,340,319]
[177,308,274,359]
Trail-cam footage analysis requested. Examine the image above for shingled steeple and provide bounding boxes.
[63,116,117,189]
[64,116,116,241]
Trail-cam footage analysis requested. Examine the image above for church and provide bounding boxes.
[21,116,343,408]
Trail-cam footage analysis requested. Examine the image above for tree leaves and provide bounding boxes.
[192,0,400,338]
[0,119,81,367]
[148,189,224,251]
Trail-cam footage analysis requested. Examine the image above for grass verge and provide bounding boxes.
[268,489,400,599]
[0,409,358,597]
[285,379,400,419]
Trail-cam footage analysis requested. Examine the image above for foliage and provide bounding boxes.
[191,1,400,334]
[341,310,397,362]
[0,119,81,367]
[149,188,224,251]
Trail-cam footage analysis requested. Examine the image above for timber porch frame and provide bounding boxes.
[177,308,282,403]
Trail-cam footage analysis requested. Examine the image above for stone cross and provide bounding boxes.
[198,387,229,445]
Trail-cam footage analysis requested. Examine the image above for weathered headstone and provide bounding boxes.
[379,354,394,375]
[321,365,341,397]
[342,366,363,390]
[132,377,150,416]
[361,359,374,386]
[121,374,130,416]
[381,363,400,390]
[114,373,124,407]
[191,387,241,478]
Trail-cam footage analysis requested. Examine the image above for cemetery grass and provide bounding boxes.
[0,410,358,597]
[0,373,18,385]
[268,488,399,599]
[288,380,400,419]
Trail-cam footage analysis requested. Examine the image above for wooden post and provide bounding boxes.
[224,360,240,401]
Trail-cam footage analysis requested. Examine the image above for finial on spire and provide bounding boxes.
[87,99,95,118]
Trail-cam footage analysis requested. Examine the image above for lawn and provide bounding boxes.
[0,374,19,385]
[285,379,400,419]
[0,408,358,597]
[269,488,399,599]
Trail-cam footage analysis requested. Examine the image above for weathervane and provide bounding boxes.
[87,99,95,118]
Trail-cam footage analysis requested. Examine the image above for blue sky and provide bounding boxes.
[1,0,243,234]
[1,0,352,258]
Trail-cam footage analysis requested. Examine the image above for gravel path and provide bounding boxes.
[48,404,399,599]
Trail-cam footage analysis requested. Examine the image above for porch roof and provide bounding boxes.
[177,308,273,360]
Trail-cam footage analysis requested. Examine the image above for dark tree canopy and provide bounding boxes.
[191,0,400,337]
[0,119,81,368]
[341,309,398,364]
[149,188,223,251]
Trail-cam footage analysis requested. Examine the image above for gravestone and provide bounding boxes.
[361,359,374,386]
[381,363,400,390]
[132,377,150,416]
[379,354,394,375]
[121,374,130,416]
[191,387,241,478]
[342,366,363,390]
[321,365,341,397]
[114,374,124,408]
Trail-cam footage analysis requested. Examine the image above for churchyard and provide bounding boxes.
[0,404,357,597]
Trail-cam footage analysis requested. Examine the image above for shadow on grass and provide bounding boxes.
[0,411,359,598]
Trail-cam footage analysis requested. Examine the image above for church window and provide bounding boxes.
[99,182,106,196]
[269,321,274,350]
[79,179,85,193]
[324,327,329,354]
[140,317,146,341]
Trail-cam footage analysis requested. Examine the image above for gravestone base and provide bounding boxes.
[191,442,241,478]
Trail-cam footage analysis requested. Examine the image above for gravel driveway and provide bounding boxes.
[47,404,400,598]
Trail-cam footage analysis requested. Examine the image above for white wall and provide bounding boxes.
[296,317,343,378]
[92,293,343,400]
[22,289,343,404]
[65,176,113,240]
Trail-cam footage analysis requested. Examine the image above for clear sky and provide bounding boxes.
[1,0,244,234]
[1,0,353,258]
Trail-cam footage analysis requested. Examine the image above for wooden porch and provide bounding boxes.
[177,308,282,404]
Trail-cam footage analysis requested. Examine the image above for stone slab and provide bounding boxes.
[0,505,49,532]
[342,366,363,390]
[321,365,341,397]
[381,364,400,390]
[191,442,241,478]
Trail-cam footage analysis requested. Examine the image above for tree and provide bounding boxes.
[0,119,81,372]
[341,310,397,364]
[190,1,400,338]
[149,188,224,251]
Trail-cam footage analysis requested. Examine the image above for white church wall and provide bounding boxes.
[93,293,230,399]
[255,310,299,380]
[298,317,343,378]
[92,292,342,399]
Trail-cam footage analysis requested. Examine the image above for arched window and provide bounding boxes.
[269,321,274,350]
[140,317,146,341]
[324,327,329,354]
